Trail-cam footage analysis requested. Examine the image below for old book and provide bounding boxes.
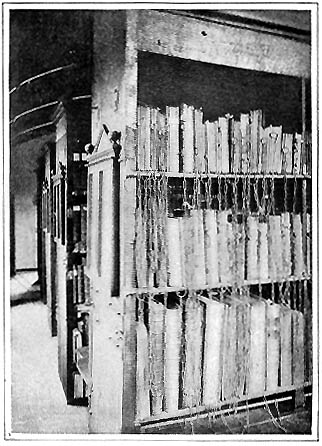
[191,210,206,288]
[137,105,151,170]
[149,299,165,415]
[292,310,305,386]
[218,116,229,173]
[280,306,292,387]
[203,298,225,405]
[157,108,167,171]
[246,216,259,281]
[250,110,262,173]
[215,120,222,173]
[247,298,266,396]
[232,120,242,173]
[167,217,183,287]
[150,108,158,170]
[260,126,268,173]
[267,125,282,173]
[282,133,293,174]
[203,209,219,287]
[180,215,193,288]
[235,298,250,398]
[258,220,269,281]
[135,209,148,288]
[194,108,206,172]
[293,133,302,175]
[205,120,217,173]
[266,302,280,392]
[217,211,231,284]
[222,298,237,400]
[164,304,182,413]
[291,213,304,277]
[281,212,292,277]
[267,215,283,281]
[183,296,204,408]
[166,106,180,173]
[235,222,246,284]
[136,317,150,419]
[240,113,250,173]
[180,104,194,173]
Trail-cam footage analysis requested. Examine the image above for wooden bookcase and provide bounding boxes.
[40,99,91,404]
[85,10,312,433]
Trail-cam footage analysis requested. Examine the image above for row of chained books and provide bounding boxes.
[135,209,311,289]
[136,294,306,419]
[137,104,311,175]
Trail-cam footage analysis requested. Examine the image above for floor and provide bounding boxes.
[9,271,313,437]
[10,271,89,435]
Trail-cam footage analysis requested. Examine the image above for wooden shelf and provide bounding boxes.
[136,382,312,427]
[127,171,312,180]
[123,275,312,297]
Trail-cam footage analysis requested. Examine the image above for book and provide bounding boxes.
[183,296,204,408]
[191,210,206,288]
[258,220,269,281]
[194,108,206,172]
[150,108,158,170]
[268,215,283,281]
[217,211,231,284]
[247,298,266,396]
[157,108,167,171]
[293,133,302,175]
[292,310,305,386]
[166,106,180,173]
[164,304,182,412]
[203,298,225,405]
[136,316,150,419]
[280,306,292,387]
[135,209,148,288]
[180,215,194,288]
[137,105,151,170]
[180,104,194,173]
[246,216,259,280]
[221,298,237,400]
[306,213,311,275]
[266,302,280,391]
[167,217,183,287]
[218,116,229,173]
[281,213,292,277]
[240,113,250,173]
[250,110,262,173]
[149,299,165,415]
[234,298,250,398]
[205,120,217,173]
[291,213,304,277]
[282,133,293,174]
[203,210,219,287]
[260,126,268,173]
[232,120,242,173]
[235,222,246,284]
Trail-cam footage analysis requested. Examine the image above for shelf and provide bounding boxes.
[127,171,312,180]
[137,382,312,429]
[75,346,90,386]
[123,275,312,297]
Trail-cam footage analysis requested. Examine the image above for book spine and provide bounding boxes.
[235,300,250,397]
[180,104,194,173]
[218,117,229,173]
[191,210,206,288]
[246,216,258,281]
[282,133,293,174]
[215,120,222,173]
[166,106,180,173]
[247,299,266,396]
[235,222,246,284]
[232,120,242,173]
[183,296,204,408]
[280,306,292,387]
[266,302,280,391]
[292,310,305,385]
[167,218,183,287]
[164,305,182,412]
[136,316,150,419]
[150,108,158,171]
[258,220,269,281]
[240,113,250,173]
[222,302,237,400]
[149,299,165,416]
[194,108,206,173]
[217,211,230,284]
[250,110,259,173]
[203,210,219,287]
[291,213,304,277]
[281,212,292,277]
[203,299,225,405]
[293,133,302,175]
